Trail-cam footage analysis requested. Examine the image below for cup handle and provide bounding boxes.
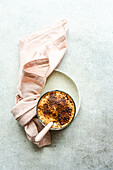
[35,122,53,142]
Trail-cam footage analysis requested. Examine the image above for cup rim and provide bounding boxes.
[36,90,76,130]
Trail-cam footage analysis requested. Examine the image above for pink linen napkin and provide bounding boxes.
[11,20,67,147]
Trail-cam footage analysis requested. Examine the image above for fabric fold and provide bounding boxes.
[11,19,67,147]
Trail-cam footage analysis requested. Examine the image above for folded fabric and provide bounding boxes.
[11,20,67,147]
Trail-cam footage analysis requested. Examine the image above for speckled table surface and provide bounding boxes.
[0,0,113,170]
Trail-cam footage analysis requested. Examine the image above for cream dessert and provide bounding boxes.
[37,90,75,129]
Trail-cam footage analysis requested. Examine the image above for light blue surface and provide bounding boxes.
[0,0,113,170]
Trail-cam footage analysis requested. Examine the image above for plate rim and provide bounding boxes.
[36,69,81,131]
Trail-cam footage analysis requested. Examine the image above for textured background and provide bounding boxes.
[0,0,113,170]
